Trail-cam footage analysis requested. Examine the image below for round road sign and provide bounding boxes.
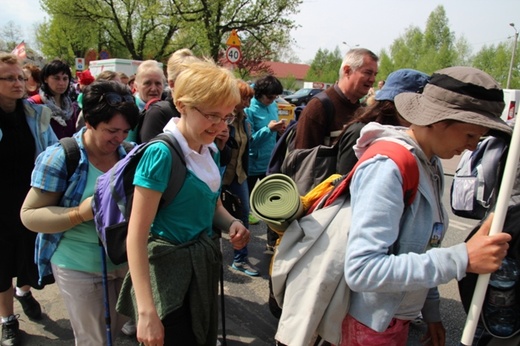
[226,46,241,64]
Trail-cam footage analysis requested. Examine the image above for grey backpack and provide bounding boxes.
[450,136,508,220]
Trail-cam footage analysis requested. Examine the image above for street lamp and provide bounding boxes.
[506,23,519,89]
[342,41,359,49]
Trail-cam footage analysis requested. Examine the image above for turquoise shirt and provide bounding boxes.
[51,162,123,272]
[134,142,219,244]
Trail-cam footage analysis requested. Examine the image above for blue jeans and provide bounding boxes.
[225,178,250,262]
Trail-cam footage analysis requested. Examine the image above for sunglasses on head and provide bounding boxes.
[102,92,135,106]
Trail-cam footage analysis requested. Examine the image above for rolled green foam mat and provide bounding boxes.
[249,174,304,232]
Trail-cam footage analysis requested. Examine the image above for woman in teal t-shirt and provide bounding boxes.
[119,60,251,346]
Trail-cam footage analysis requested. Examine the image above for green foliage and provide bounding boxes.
[378,4,519,88]
[280,75,297,91]
[0,21,23,51]
[473,42,517,88]
[305,47,342,83]
[39,0,183,61]
[37,0,300,75]
[170,0,301,61]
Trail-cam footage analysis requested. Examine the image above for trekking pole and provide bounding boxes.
[460,123,520,345]
[219,235,227,346]
[100,246,113,346]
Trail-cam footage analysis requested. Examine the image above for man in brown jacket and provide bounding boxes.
[294,48,378,149]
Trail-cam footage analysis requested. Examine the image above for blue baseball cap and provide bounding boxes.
[375,69,430,102]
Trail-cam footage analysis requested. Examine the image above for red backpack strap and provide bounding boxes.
[323,140,419,208]
[30,94,42,104]
[144,97,161,110]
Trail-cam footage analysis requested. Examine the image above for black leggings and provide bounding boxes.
[162,300,197,345]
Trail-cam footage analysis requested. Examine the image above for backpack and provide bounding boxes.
[281,143,339,195]
[265,141,420,345]
[266,92,335,177]
[458,203,520,342]
[92,132,186,265]
[451,136,508,220]
[134,97,161,144]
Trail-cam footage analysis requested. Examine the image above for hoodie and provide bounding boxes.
[345,122,468,332]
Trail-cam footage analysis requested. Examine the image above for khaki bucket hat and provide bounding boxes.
[394,66,512,136]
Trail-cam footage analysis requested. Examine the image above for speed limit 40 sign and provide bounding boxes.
[226,46,241,64]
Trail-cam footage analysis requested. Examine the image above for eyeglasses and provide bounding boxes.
[193,106,235,125]
[266,95,278,100]
[0,76,27,83]
[102,92,135,106]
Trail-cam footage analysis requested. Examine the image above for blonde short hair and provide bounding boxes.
[96,70,119,81]
[174,60,240,110]
[135,60,165,83]
[0,52,21,66]
[167,48,200,82]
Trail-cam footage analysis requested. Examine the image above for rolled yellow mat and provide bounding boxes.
[250,174,304,233]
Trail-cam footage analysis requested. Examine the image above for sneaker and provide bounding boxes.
[1,315,20,346]
[121,320,136,336]
[14,291,42,320]
[232,260,260,276]
[248,213,260,225]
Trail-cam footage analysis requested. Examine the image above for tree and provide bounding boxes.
[0,21,23,52]
[378,5,458,76]
[170,0,301,61]
[39,0,183,61]
[473,42,515,88]
[305,47,342,83]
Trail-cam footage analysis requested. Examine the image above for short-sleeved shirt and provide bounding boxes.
[134,142,220,244]
[51,161,123,272]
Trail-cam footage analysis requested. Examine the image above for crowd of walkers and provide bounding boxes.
[0,46,516,346]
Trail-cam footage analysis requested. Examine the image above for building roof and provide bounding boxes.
[264,61,310,80]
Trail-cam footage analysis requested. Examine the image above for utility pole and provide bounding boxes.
[506,23,518,89]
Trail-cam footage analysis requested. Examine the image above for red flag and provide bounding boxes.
[11,42,27,60]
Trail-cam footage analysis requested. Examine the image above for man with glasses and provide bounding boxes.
[0,52,57,346]
[294,48,379,149]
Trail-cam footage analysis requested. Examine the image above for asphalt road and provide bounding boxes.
[17,169,482,346]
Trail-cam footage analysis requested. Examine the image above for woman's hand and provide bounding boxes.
[466,213,511,274]
[268,119,286,134]
[229,220,250,250]
[136,312,164,346]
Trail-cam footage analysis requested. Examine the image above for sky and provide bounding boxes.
[3,0,520,63]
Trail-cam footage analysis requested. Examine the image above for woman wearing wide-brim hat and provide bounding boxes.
[342,66,512,346]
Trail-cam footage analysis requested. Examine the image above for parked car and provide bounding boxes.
[275,97,296,122]
[283,88,323,106]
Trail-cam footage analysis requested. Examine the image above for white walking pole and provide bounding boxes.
[460,120,520,345]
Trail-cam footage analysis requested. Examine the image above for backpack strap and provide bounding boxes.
[313,92,335,136]
[59,137,80,180]
[320,141,419,210]
[30,94,43,104]
[151,132,187,207]
[121,141,135,154]
[145,97,161,110]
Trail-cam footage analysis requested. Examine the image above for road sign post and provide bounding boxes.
[75,58,85,71]
[225,29,242,65]
[226,46,242,64]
